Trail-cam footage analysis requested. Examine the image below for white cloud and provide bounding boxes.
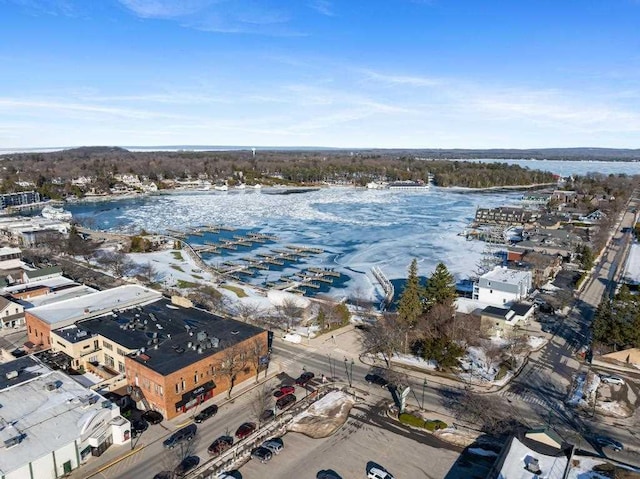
[309,0,334,16]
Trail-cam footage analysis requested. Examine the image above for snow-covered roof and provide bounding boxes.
[482,266,531,284]
[497,436,569,479]
[28,285,162,327]
[623,243,640,285]
[0,360,120,475]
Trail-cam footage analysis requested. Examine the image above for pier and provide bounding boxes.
[372,266,394,310]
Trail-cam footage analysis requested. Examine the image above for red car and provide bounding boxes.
[273,385,295,398]
[235,422,257,440]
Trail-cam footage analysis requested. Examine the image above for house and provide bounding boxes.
[479,303,534,338]
[508,250,563,289]
[0,296,24,329]
[474,266,532,306]
[487,427,573,479]
[0,356,130,479]
[22,266,63,283]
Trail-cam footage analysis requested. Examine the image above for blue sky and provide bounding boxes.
[1,0,639,149]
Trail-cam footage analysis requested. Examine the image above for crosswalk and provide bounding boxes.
[501,388,567,414]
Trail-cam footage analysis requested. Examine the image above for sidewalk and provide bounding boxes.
[71,370,282,479]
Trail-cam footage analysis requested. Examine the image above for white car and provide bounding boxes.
[367,467,395,479]
[601,375,625,385]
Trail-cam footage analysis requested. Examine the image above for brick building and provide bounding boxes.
[24,284,268,420]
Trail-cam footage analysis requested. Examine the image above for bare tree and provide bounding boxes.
[359,313,404,368]
[96,250,135,277]
[245,337,269,383]
[234,301,263,324]
[137,261,158,283]
[276,298,305,329]
[250,384,273,429]
[218,343,248,399]
[483,343,503,373]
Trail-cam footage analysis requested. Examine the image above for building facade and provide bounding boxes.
[474,266,532,306]
[0,191,41,210]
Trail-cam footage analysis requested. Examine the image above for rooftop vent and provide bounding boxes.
[231,330,240,335]
[44,381,59,391]
[210,337,220,348]
[196,331,207,342]
[525,457,541,474]
[5,371,18,380]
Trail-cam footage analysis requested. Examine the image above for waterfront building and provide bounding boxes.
[0,191,41,210]
[473,266,532,306]
[474,206,536,226]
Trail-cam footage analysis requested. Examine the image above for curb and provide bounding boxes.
[85,445,147,478]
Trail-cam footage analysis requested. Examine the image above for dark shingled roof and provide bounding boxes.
[24,266,63,279]
[76,299,265,376]
[482,306,511,319]
[510,302,534,317]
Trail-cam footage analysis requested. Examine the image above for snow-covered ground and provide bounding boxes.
[566,457,610,479]
[566,372,600,408]
[624,242,640,285]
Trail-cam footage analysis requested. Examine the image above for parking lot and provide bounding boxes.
[239,403,461,479]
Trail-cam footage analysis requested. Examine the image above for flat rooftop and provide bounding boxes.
[0,362,110,475]
[28,285,162,327]
[483,267,530,283]
[76,299,265,376]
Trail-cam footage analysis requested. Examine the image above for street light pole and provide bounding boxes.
[421,378,427,410]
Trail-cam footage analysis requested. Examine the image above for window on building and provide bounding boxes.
[104,354,114,368]
[194,371,198,384]
[118,362,125,373]
[28,325,31,334]
[117,348,126,356]
[175,383,179,394]
[103,341,113,351]
[181,378,186,391]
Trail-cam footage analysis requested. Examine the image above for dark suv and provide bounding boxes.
[163,424,197,449]
[276,393,296,410]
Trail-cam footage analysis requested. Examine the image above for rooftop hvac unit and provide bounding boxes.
[5,370,18,380]
[44,381,58,391]
[196,331,207,342]
[210,337,220,348]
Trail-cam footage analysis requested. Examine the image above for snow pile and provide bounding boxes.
[467,447,499,457]
[391,353,437,370]
[596,400,632,418]
[566,372,600,408]
[459,346,501,383]
[288,390,355,438]
[566,457,610,479]
[435,427,481,447]
[528,336,547,350]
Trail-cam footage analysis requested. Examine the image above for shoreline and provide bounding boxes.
[61,182,555,205]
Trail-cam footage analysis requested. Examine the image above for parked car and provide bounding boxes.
[251,446,273,463]
[316,469,342,479]
[174,456,200,477]
[317,471,342,479]
[131,419,148,437]
[142,410,163,425]
[595,435,624,452]
[367,467,395,479]
[273,385,295,398]
[276,393,296,410]
[295,371,315,386]
[600,375,625,386]
[163,424,197,449]
[262,437,284,455]
[260,409,275,423]
[194,404,219,423]
[235,422,256,439]
[208,435,234,455]
[365,373,388,388]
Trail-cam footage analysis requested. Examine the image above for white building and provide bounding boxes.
[0,356,131,479]
[0,296,24,329]
[0,247,22,270]
[474,266,532,306]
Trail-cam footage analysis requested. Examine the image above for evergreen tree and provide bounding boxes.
[397,259,423,327]
[424,262,457,310]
